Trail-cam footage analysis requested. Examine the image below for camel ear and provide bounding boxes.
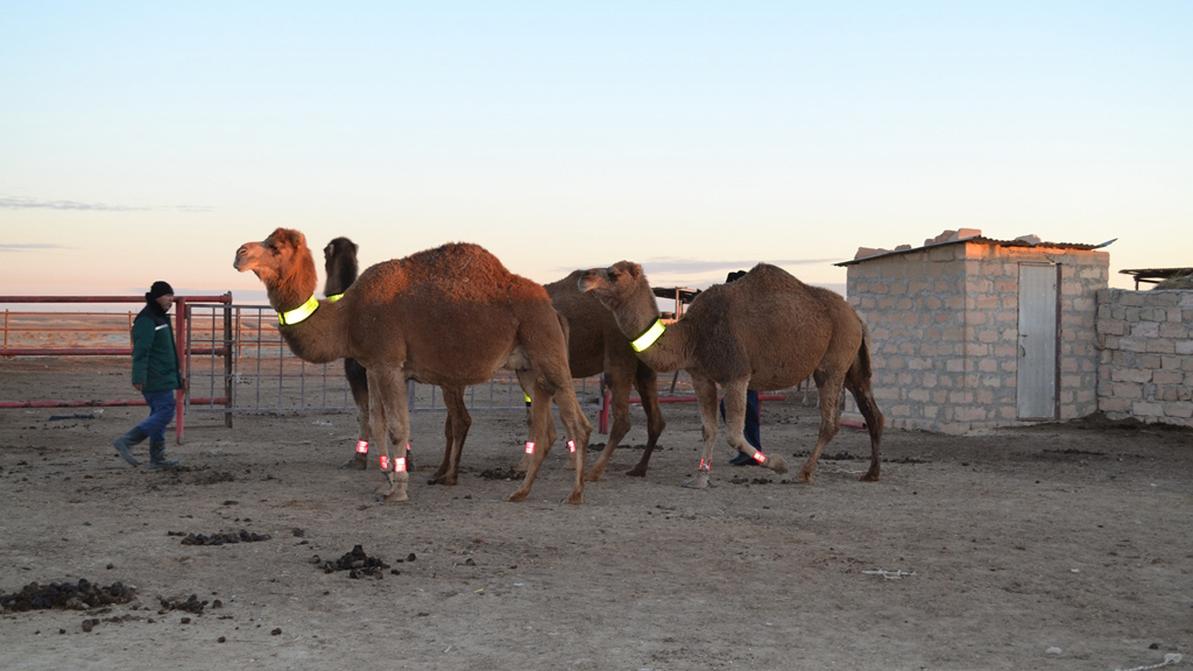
[625,262,643,279]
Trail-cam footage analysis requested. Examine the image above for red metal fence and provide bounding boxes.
[0,294,233,443]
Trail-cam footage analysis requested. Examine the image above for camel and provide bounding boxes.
[234,228,592,503]
[515,271,667,480]
[323,237,474,485]
[579,261,883,488]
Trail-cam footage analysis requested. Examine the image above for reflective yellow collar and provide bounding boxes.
[325,293,344,303]
[631,318,666,352]
[278,295,320,326]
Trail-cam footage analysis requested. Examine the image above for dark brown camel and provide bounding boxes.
[515,271,667,480]
[235,228,592,503]
[579,261,883,488]
[323,237,471,485]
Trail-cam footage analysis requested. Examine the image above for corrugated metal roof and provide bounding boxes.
[835,236,1105,267]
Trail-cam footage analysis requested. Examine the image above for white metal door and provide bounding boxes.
[1016,264,1058,419]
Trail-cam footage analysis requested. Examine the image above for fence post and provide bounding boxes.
[174,298,187,445]
[223,292,233,428]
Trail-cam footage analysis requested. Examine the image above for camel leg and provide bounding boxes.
[721,379,787,474]
[513,370,557,473]
[553,380,592,502]
[585,367,632,482]
[366,368,410,503]
[799,371,845,483]
[684,374,719,489]
[337,361,370,470]
[626,363,665,477]
[507,380,556,502]
[845,370,884,482]
[430,386,471,486]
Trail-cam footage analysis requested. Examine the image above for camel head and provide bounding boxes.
[578,261,648,308]
[234,228,318,305]
[323,236,359,296]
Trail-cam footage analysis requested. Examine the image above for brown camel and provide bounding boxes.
[234,228,592,503]
[579,261,883,488]
[322,237,471,485]
[515,271,667,480]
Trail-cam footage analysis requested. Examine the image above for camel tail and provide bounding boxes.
[854,324,873,382]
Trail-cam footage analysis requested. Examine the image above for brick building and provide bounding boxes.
[837,230,1109,433]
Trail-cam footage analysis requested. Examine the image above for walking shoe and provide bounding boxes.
[147,442,180,470]
[112,428,147,466]
[729,451,755,466]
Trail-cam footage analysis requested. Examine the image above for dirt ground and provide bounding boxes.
[0,358,1190,671]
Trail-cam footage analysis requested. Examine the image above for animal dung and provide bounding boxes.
[316,544,390,579]
[159,594,209,614]
[0,579,136,612]
[173,529,272,545]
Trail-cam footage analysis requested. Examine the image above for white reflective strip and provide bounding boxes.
[567,440,576,453]
[154,324,169,331]
[524,441,535,455]
[355,440,369,454]
[394,457,407,473]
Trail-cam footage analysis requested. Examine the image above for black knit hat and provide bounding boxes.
[146,280,175,300]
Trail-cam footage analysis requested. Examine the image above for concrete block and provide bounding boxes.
[1159,322,1188,338]
[1132,401,1164,417]
[1164,402,1193,418]
[1113,368,1153,384]
[1154,369,1184,385]
[1099,397,1131,413]
[1145,339,1176,354]
[1112,382,1142,399]
[1131,321,1160,338]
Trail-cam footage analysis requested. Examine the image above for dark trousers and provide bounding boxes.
[720,389,761,449]
[137,390,176,445]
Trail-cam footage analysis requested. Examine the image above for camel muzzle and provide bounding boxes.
[577,270,604,293]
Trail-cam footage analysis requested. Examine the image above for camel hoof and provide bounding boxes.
[506,490,529,503]
[860,470,880,482]
[382,491,409,503]
[583,468,605,482]
[624,465,647,477]
[798,469,814,484]
[682,473,711,490]
[338,456,368,470]
[768,455,789,474]
[564,491,584,505]
[427,475,457,486]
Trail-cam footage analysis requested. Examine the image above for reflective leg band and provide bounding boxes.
[394,457,407,473]
[567,439,576,454]
[355,440,369,455]
[523,393,532,404]
[752,451,768,464]
[698,458,711,472]
[379,455,390,471]
[524,441,535,455]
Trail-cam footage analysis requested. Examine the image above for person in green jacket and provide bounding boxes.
[112,280,183,468]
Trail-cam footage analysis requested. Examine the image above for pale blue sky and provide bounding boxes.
[2,2,1190,299]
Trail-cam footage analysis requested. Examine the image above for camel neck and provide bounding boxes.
[274,297,348,364]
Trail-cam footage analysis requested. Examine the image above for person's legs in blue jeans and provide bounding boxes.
[139,390,180,468]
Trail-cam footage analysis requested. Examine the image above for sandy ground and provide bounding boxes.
[0,358,1190,671]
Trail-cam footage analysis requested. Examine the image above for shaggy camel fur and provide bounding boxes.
[580,261,883,488]
[516,271,667,480]
[235,228,592,503]
[324,237,474,484]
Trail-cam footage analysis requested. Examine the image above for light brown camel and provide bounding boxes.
[322,237,471,485]
[515,271,667,480]
[579,261,883,488]
[234,228,592,503]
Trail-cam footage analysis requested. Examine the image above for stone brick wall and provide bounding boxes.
[845,242,1107,433]
[1096,289,1193,427]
